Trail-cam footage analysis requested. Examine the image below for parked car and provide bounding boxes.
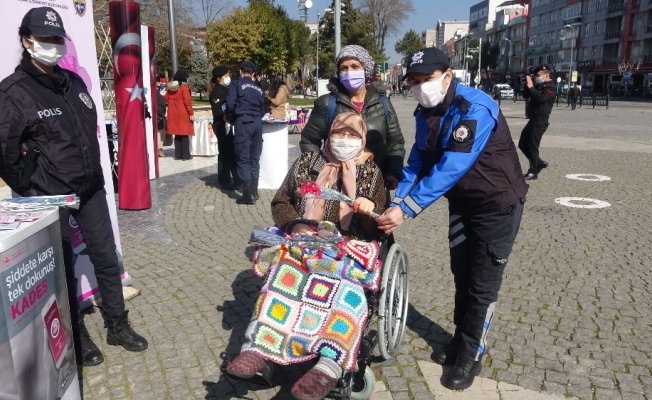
[493,84,514,99]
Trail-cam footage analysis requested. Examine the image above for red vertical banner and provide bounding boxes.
[148,26,159,178]
[110,0,151,210]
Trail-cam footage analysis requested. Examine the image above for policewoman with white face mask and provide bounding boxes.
[376,47,528,391]
[0,7,148,369]
[300,45,405,190]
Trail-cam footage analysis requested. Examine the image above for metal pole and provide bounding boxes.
[334,0,341,58]
[570,28,574,84]
[479,37,482,86]
[167,0,179,74]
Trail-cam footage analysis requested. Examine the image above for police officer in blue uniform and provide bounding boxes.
[377,48,528,391]
[226,60,266,204]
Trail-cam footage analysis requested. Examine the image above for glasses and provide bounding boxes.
[330,131,362,139]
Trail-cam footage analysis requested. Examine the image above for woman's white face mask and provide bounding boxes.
[330,138,362,161]
[412,72,448,108]
[27,39,67,66]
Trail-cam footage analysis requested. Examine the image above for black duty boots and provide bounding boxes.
[431,336,461,366]
[236,182,256,204]
[106,310,149,352]
[79,316,104,366]
[253,180,259,201]
[443,356,482,391]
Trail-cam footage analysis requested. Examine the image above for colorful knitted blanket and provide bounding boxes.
[241,240,381,371]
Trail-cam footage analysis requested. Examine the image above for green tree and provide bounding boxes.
[481,41,501,70]
[286,19,312,79]
[394,29,423,67]
[189,47,210,100]
[206,8,263,71]
[248,2,288,74]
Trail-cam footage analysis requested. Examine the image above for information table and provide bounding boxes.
[259,120,289,189]
[0,209,80,400]
[191,117,218,156]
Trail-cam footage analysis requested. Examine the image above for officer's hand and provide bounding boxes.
[526,75,533,88]
[352,197,375,215]
[384,175,399,190]
[376,206,405,234]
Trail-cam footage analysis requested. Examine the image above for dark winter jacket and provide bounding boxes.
[523,80,556,120]
[299,80,406,180]
[0,57,104,197]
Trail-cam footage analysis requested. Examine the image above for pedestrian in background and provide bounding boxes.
[0,7,148,369]
[376,47,527,391]
[209,65,239,190]
[226,60,266,204]
[156,90,168,157]
[519,64,556,180]
[265,76,290,119]
[165,69,195,160]
[569,83,581,110]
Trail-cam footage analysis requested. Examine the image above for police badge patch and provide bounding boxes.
[411,51,424,66]
[79,93,93,109]
[74,0,87,16]
[453,125,471,142]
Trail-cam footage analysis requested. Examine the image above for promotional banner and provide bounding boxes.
[0,0,130,308]
[0,211,80,400]
[110,1,152,210]
[141,25,157,180]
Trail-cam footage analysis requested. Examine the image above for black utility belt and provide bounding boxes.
[236,114,259,119]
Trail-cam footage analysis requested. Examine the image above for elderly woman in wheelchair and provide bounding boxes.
[223,113,390,400]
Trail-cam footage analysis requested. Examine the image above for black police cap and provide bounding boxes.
[240,60,257,72]
[212,66,229,78]
[403,47,450,80]
[21,7,67,38]
[533,64,552,74]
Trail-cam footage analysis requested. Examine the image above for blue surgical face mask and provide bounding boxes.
[339,70,366,93]
[534,76,545,85]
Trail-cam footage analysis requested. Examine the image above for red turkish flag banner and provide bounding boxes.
[110,0,151,210]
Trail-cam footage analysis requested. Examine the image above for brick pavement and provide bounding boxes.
[80,94,652,400]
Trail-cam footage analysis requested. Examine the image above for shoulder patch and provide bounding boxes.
[546,88,554,95]
[454,95,472,114]
[453,125,472,142]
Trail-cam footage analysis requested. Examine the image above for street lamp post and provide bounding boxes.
[503,38,512,83]
[167,0,178,73]
[564,24,577,84]
[334,0,341,57]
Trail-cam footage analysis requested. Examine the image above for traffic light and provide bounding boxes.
[379,62,389,73]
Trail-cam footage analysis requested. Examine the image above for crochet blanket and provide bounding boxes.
[241,241,381,371]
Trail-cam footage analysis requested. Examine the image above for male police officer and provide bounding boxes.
[376,47,528,391]
[518,64,556,180]
[226,60,266,204]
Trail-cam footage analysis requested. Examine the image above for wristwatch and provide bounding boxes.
[400,208,410,220]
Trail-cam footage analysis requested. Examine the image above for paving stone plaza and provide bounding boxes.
[80,96,652,400]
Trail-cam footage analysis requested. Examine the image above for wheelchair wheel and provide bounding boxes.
[349,367,375,399]
[377,243,409,361]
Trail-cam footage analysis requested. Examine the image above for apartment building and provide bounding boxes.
[485,3,528,85]
[422,30,437,47]
[435,20,470,49]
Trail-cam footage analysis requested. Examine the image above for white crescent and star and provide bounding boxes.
[126,83,144,103]
[113,32,141,77]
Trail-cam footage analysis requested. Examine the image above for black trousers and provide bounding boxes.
[449,198,525,361]
[215,122,239,186]
[233,117,263,183]
[174,135,191,160]
[518,118,549,174]
[59,189,125,320]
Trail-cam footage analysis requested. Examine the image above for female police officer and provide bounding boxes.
[377,47,528,391]
[0,7,147,367]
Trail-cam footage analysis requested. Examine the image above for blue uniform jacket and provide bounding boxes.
[225,76,266,120]
[391,83,501,218]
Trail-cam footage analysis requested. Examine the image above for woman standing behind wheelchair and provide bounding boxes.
[300,45,405,190]
[225,113,386,400]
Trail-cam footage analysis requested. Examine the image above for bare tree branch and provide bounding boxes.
[356,0,414,54]
[200,0,234,28]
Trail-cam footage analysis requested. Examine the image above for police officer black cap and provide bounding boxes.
[240,60,257,73]
[212,65,229,78]
[21,7,67,37]
[402,47,450,80]
[533,64,552,74]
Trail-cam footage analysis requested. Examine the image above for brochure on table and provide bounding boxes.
[0,208,80,400]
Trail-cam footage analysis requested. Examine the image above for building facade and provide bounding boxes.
[422,30,437,47]
[435,20,470,49]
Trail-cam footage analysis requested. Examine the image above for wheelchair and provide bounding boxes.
[219,233,410,400]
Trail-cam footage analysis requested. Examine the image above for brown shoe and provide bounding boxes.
[291,367,337,400]
[226,351,268,379]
